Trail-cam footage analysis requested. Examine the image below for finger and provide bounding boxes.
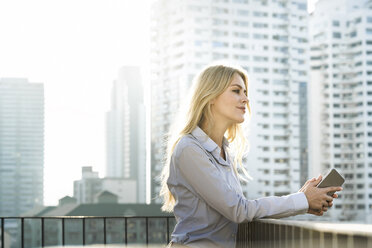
[308,208,319,213]
[327,186,343,192]
[328,201,333,207]
[325,195,334,202]
[310,175,322,186]
[313,209,323,216]
[332,193,338,198]
[302,178,315,189]
[322,187,342,194]
[308,209,321,216]
[322,200,330,208]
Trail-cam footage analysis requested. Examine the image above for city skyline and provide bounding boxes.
[1,0,317,206]
[0,0,151,205]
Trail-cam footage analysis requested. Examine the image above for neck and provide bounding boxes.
[200,121,229,148]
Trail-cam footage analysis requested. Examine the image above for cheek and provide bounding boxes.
[212,93,239,113]
[217,97,236,112]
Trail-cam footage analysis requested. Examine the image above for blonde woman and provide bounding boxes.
[160,63,342,248]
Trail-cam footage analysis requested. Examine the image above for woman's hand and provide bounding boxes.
[299,175,342,215]
[307,193,338,216]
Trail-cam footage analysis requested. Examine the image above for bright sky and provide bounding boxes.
[0,0,317,206]
[0,0,150,205]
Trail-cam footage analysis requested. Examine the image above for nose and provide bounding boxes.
[242,94,249,104]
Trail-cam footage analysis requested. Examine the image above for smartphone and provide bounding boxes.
[316,169,345,196]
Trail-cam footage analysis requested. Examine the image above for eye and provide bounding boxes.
[233,89,240,94]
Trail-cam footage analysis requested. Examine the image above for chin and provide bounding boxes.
[235,117,245,123]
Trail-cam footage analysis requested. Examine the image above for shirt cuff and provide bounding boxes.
[290,192,309,213]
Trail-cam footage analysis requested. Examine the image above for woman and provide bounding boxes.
[160,63,342,248]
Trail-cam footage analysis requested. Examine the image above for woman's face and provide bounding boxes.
[211,73,249,125]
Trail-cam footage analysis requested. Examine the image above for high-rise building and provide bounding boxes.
[150,0,309,202]
[0,78,44,216]
[106,66,146,203]
[309,0,372,222]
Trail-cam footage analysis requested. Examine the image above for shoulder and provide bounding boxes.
[173,134,205,159]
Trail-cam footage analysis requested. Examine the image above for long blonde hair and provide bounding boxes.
[160,63,251,212]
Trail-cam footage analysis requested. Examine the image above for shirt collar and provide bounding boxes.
[190,126,230,152]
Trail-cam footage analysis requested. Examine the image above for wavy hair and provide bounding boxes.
[160,63,251,212]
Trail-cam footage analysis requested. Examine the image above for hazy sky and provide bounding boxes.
[0,0,317,206]
[0,0,150,205]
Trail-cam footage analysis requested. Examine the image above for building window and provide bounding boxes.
[333,32,341,38]
[232,0,249,3]
[233,20,249,26]
[213,19,228,25]
[233,43,247,49]
[253,11,268,17]
[273,35,288,42]
[237,9,249,15]
[253,33,268,40]
[253,22,268,28]
[233,32,249,38]
[212,41,228,48]
[357,184,364,189]
[253,56,268,62]
[212,7,229,14]
[297,3,306,10]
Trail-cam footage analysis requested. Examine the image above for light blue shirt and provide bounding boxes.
[167,126,309,247]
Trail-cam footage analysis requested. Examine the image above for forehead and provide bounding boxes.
[229,73,246,89]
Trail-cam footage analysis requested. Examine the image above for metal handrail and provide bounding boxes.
[0,216,175,248]
[2,217,372,248]
[236,219,372,248]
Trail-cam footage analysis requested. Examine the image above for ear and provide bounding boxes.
[210,98,216,105]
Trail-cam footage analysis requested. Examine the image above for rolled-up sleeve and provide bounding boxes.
[176,143,309,223]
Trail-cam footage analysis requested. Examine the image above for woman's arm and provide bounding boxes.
[175,143,309,223]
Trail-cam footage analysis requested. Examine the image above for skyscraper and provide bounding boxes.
[0,78,44,216]
[106,66,146,203]
[150,0,309,202]
[309,0,372,222]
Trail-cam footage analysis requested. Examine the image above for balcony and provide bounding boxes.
[1,217,372,247]
[237,219,372,248]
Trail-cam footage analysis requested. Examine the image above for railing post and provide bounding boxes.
[254,222,259,247]
[292,225,296,248]
[270,222,274,248]
[125,217,128,246]
[103,217,106,245]
[82,218,85,246]
[1,218,3,248]
[166,217,170,244]
[41,218,44,247]
[146,217,149,246]
[21,218,24,248]
[62,218,65,246]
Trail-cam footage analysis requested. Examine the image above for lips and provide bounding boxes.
[237,107,246,113]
